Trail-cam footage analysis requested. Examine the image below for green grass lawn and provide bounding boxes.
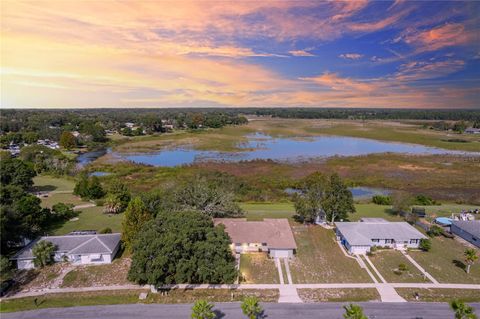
[368,250,429,283]
[40,192,90,208]
[32,176,76,192]
[52,206,123,235]
[298,288,380,302]
[409,235,480,284]
[240,202,295,220]
[396,288,480,302]
[420,204,479,219]
[239,253,279,284]
[289,226,372,283]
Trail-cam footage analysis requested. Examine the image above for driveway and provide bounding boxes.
[3,302,480,319]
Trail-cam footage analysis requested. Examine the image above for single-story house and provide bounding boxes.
[214,218,297,258]
[465,127,480,134]
[11,233,121,269]
[335,219,427,254]
[451,220,480,248]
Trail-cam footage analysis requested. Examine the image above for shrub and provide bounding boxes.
[99,227,112,234]
[398,263,408,271]
[419,238,432,252]
[413,194,437,206]
[32,241,56,267]
[427,225,443,237]
[372,195,392,205]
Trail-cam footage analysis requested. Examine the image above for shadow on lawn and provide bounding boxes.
[30,184,58,192]
[453,259,467,272]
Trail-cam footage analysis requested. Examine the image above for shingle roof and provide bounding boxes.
[214,218,297,249]
[452,220,480,237]
[335,221,426,246]
[12,233,121,260]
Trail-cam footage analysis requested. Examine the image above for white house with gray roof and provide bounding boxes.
[11,233,121,269]
[335,219,427,254]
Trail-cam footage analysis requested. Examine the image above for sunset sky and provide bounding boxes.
[1,0,479,109]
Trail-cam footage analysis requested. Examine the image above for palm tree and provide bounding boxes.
[191,299,215,319]
[241,296,263,319]
[32,241,56,268]
[450,299,478,319]
[464,248,478,274]
[343,304,368,319]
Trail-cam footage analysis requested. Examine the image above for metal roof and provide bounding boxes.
[452,220,480,237]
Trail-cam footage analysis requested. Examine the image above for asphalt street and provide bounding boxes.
[3,302,480,319]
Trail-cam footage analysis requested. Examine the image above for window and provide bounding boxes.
[410,239,419,244]
[372,239,380,243]
[385,239,393,244]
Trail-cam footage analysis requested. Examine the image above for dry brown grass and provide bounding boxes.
[298,288,380,302]
[61,258,131,288]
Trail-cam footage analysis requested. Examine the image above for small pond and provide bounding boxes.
[111,133,478,167]
[285,186,390,200]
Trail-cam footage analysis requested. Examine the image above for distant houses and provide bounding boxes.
[465,127,480,134]
[214,218,297,258]
[335,218,427,254]
[451,220,480,248]
[11,233,121,269]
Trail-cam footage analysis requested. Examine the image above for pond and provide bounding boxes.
[285,186,390,200]
[111,133,478,167]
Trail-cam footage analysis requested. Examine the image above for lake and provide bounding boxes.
[111,133,478,167]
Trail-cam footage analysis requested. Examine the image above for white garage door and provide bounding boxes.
[269,249,292,258]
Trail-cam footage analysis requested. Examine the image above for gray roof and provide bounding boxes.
[452,220,480,237]
[12,233,121,260]
[335,221,427,246]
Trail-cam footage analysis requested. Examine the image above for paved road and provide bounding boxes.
[4,302,480,319]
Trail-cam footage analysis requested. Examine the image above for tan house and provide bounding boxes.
[214,218,297,258]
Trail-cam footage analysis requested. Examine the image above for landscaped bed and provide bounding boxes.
[396,288,480,302]
[408,235,480,284]
[368,250,429,283]
[0,289,279,313]
[289,226,372,283]
[239,253,279,284]
[298,288,380,303]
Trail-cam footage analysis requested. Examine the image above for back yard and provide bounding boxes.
[289,226,372,283]
[52,206,123,235]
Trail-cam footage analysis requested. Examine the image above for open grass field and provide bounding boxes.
[32,176,76,192]
[39,192,90,208]
[239,253,279,284]
[0,289,279,313]
[240,202,295,220]
[298,288,380,303]
[368,250,429,283]
[409,235,480,284]
[52,206,123,235]
[289,226,372,283]
[396,288,480,302]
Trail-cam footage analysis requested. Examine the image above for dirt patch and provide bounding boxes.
[13,263,69,292]
[398,164,434,171]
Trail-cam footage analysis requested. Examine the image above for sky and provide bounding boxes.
[1,0,479,109]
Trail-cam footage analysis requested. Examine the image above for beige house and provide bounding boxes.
[214,218,297,258]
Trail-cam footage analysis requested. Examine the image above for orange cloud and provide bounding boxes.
[404,23,473,52]
[289,50,316,57]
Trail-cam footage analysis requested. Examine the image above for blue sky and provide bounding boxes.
[1,0,479,108]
